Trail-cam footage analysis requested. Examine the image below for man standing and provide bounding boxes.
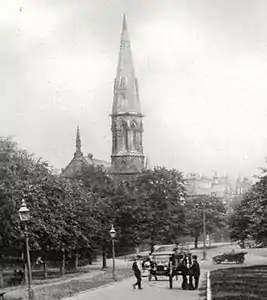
[191,255,200,289]
[132,257,142,290]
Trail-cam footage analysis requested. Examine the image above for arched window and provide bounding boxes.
[122,121,128,151]
[131,121,137,150]
[119,76,127,88]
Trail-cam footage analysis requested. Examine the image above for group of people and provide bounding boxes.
[131,251,200,291]
[180,254,200,290]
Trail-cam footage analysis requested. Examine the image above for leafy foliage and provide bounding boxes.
[76,166,187,254]
[0,135,232,275]
[229,170,267,244]
[0,137,95,255]
[184,194,227,248]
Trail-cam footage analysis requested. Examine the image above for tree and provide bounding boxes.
[77,166,187,259]
[76,164,116,268]
[113,167,187,249]
[184,195,227,248]
[0,137,98,277]
[229,169,267,245]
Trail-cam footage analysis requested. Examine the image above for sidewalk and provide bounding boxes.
[70,244,232,300]
[64,275,200,300]
[64,248,227,300]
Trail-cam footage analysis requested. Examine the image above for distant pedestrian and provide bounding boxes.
[191,255,200,289]
[132,257,142,290]
[36,256,44,265]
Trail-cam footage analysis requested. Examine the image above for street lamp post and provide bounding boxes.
[18,199,35,300]
[195,197,207,260]
[202,207,207,260]
[109,225,116,281]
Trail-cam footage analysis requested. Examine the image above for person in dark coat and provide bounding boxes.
[191,255,200,289]
[132,257,142,290]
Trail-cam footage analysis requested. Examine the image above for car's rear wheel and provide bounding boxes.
[212,258,220,264]
[237,257,245,264]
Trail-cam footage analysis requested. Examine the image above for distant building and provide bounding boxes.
[185,172,252,207]
[235,175,252,195]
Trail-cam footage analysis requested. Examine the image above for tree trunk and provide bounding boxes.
[102,246,107,270]
[0,255,4,288]
[74,253,79,271]
[88,252,92,265]
[43,259,47,279]
[194,233,199,249]
[60,248,66,276]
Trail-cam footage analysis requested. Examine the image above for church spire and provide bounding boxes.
[112,14,142,116]
[110,15,145,176]
[74,126,83,157]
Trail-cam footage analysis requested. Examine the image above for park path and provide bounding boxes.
[64,243,267,300]
[63,246,226,300]
[64,275,199,300]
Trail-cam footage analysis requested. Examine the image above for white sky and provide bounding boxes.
[1,0,267,179]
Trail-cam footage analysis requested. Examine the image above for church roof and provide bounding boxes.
[84,154,111,170]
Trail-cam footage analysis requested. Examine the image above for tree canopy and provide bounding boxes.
[184,194,227,248]
[0,135,232,270]
[0,137,96,254]
[229,169,267,244]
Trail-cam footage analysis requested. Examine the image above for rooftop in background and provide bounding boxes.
[185,172,253,197]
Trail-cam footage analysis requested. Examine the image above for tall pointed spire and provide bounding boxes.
[112,14,142,116]
[74,126,83,157]
[110,15,145,176]
[120,14,129,48]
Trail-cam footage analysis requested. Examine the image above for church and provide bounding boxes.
[62,15,145,177]
[62,15,253,204]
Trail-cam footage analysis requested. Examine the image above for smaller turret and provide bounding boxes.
[74,126,83,157]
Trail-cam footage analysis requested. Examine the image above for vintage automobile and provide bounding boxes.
[237,239,256,249]
[148,252,171,280]
[153,244,176,253]
[149,250,195,290]
[212,251,247,264]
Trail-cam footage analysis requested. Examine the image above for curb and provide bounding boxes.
[206,271,212,300]
[198,272,208,300]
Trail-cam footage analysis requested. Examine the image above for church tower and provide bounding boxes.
[110,15,145,175]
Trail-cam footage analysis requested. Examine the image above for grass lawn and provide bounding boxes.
[210,265,267,300]
[4,266,132,300]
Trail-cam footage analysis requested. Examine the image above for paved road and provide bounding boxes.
[66,276,199,300]
[66,244,267,300]
[65,245,226,300]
